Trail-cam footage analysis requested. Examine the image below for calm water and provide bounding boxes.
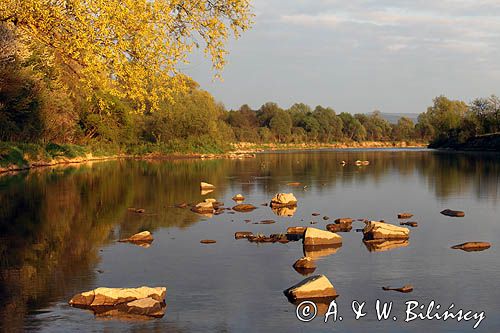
[1,149,499,332]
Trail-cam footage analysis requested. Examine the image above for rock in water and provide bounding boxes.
[397,213,413,219]
[287,226,307,235]
[451,242,491,252]
[191,201,215,214]
[326,223,352,233]
[284,275,338,300]
[113,297,165,318]
[363,221,409,240]
[232,204,257,212]
[293,257,316,269]
[200,182,215,190]
[69,286,167,318]
[232,194,245,201]
[400,221,418,227]
[270,193,298,208]
[441,209,465,217]
[235,231,254,239]
[118,231,154,244]
[303,227,342,246]
[293,257,316,275]
[69,286,166,307]
[200,239,216,244]
[334,218,353,224]
[382,285,413,293]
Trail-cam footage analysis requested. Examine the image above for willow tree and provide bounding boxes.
[0,0,252,111]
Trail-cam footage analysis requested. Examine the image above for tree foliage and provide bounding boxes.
[0,0,252,110]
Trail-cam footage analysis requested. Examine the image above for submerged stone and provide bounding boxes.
[382,285,413,293]
[232,204,257,212]
[441,209,465,217]
[451,242,491,252]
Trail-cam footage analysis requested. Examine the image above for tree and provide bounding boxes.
[0,0,253,111]
[425,95,467,136]
[393,117,415,141]
[312,105,342,142]
[338,112,366,141]
[269,110,292,142]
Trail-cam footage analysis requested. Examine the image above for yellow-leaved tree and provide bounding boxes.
[0,0,252,111]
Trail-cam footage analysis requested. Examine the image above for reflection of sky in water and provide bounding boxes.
[1,149,499,332]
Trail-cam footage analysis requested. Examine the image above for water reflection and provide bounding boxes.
[0,149,499,331]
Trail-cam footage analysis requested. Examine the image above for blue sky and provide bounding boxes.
[185,0,500,114]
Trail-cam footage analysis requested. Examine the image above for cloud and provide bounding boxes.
[276,3,500,55]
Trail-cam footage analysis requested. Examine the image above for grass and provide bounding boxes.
[0,138,229,169]
[0,142,88,168]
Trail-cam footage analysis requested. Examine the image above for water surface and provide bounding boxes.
[1,149,499,332]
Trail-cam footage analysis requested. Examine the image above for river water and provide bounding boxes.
[1,149,499,332]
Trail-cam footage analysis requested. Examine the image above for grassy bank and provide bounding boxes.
[232,140,428,152]
[0,140,429,174]
[0,140,233,173]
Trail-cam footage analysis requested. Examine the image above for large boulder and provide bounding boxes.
[363,221,409,240]
[69,287,167,319]
[284,275,338,300]
[303,227,342,246]
[69,286,166,307]
[270,193,297,208]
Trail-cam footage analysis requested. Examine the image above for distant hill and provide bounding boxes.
[375,112,419,124]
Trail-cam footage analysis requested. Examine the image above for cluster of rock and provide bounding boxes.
[69,287,167,319]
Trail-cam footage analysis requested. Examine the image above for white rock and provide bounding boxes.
[284,275,338,300]
[363,221,410,240]
[303,227,342,246]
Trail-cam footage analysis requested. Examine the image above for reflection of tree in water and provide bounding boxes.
[0,151,499,330]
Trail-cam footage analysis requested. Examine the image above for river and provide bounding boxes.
[1,149,499,332]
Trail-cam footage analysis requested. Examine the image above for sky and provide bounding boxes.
[185,0,500,114]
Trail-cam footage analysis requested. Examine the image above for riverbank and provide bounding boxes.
[429,133,500,152]
[0,140,428,174]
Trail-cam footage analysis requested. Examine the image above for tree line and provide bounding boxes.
[224,103,418,143]
[2,22,499,152]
